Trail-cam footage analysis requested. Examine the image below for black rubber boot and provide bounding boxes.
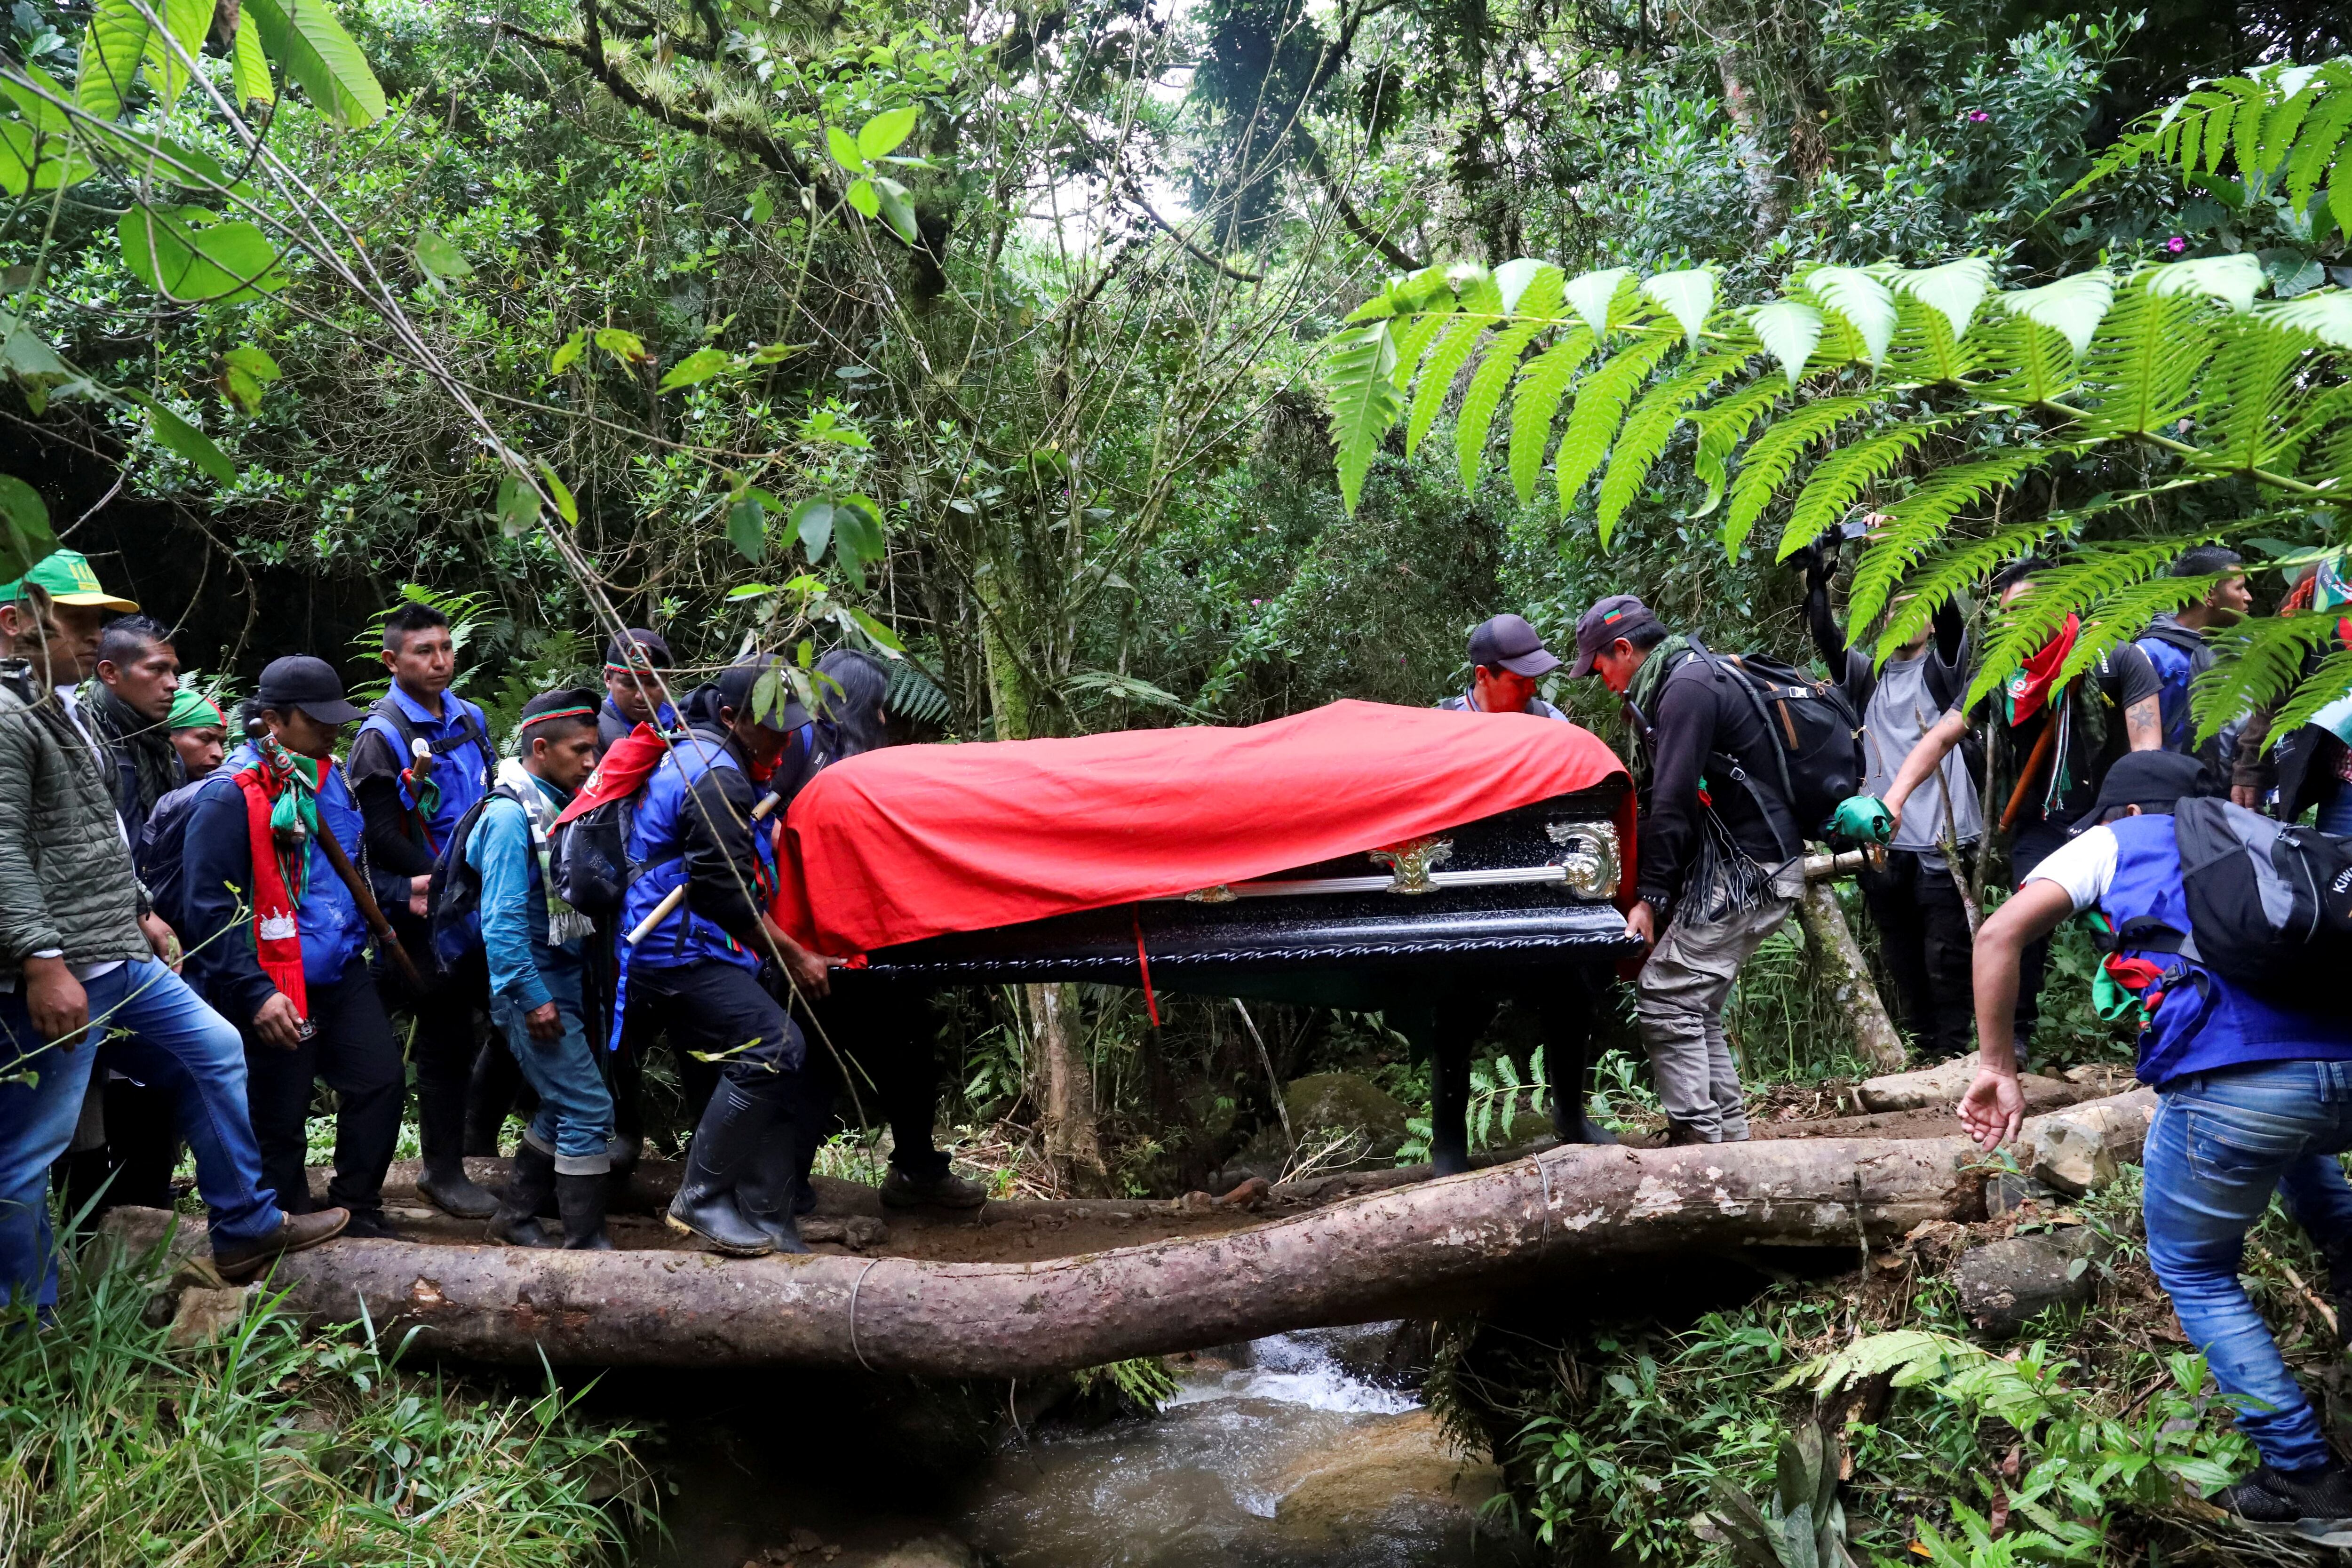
[1547,1038,1619,1146]
[2219,1462,2352,1525]
[417,1080,499,1219]
[665,1084,777,1257]
[485,1142,557,1248]
[555,1172,614,1251]
[738,1124,812,1254]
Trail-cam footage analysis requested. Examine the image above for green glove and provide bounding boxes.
[1829,794,1894,847]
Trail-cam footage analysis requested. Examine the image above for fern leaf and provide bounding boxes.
[1779,416,1957,560]
[1454,322,1542,493]
[1493,257,1564,315]
[2196,610,2348,743]
[2058,564,2218,687]
[1641,268,1718,349]
[2262,644,2352,746]
[1804,266,1899,366]
[1389,309,1454,393]
[2285,81,2352,215]
[2257,290,2352,349]
[1564,267,1633,339]
[1999,270,2115,358]
[1404,316,1486,458]
[1555,334,1675,525]
[1720,395,1877,558]
[2079,279,2209,438]
[1750,301,1824,389]
[1323,322,1402,514]
[1893,257,1996,340]
[1853,448,2052,637]
[1506,332,1597,503]
[2198,317,2306,471]
[1875,522,2051,658]
[1597,351,1752,537]
[1691,380,1784,512]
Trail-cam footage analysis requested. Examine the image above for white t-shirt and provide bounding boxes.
[2022,824,2121,912]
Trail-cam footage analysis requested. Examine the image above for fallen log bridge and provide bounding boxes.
[119,1093,2153,1378]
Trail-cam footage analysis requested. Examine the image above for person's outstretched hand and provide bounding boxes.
[1958,1066,2025,1151]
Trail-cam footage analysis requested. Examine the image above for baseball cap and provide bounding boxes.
[604,628,672,670]
[1567,594,1664,679]
[2069,751,2207,835]
[0,549,138,612]
[255,655,364,726]
[1466,613,1560,678]
[168,686,226,731]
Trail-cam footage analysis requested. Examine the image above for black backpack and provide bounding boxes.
[135,777,214,935]
[2112,797,2352,1003]
[423,784,527,974]
[1695,644,1867,849]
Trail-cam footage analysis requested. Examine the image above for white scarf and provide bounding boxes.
[497,758,596,947]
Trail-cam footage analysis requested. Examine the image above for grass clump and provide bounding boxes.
[0,1232,651,1567]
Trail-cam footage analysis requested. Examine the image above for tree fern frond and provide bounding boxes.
[1323,323,1402,514]
[2271,383,2352,476]
[2194,609,2349,742]
[1886,291,1976,385]
[1691,380,1785,513]
[1597,352,1754,537]
[2200,318,2308,471]
[1803,266,1899,366]
[1854,448,2052,637]
[1972,310,2086,407]
[1780,416,1960,561]
[1507,332,1599,503]
[1555,334,1676,523]
[1453,322,1542,493]
[1873,522,2050,660]
[2061,572,2217,686]
[1964,537,2182,708]
[1388,310,1454,393]
[1721,395,1879,558]
[2261,643,2352,744]
[1404,316,1486,458]
[2078,281,2210,438]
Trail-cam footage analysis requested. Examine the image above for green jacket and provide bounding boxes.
[0,661,146,974]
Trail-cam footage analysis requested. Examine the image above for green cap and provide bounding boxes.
[1829,794,1895,847]
[0,549,138,612]
[169,686,226,731]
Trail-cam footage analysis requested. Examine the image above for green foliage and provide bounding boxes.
[1703,1416,1858,1568]
[1070,1356,1183,1416]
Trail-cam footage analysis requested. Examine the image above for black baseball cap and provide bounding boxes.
[604,628,672,670]
[1467,613,1560,678]
[2070,751,2207,834]
[255,655,363,725]
[1567,594,1665,679]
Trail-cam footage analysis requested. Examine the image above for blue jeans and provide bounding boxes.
[2315,788,2352,837]
[2144,1060,2352,1471]
[0,958,283,1310]
[491,972,613,1174]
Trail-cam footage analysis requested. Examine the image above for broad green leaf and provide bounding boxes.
[845,177,880,219]
[2000,270,2115,357]
[833,494,885,575]
[847,606,904,653]
[593,326,648,363]
[793,497,835,562]
[0,124,93,196]
[0,314,75,414]
[129,393,235,483]
[856,106,917,161]
[656,347,733,393]
[495,474,540,537]
[219,344,281,414]
[243,0,386,127]
[536,461,577,525]
[75,0,150,121]
[1891,257,1995,341]
[1749,300,1824,388]
[1805,265,1898,365]
[872,176,920,245]
[231,11,276,105]
[549,330,586,374]
[0,474,58,582]
[826,125,866,172]
[1324,321,1402,513]
[2143,252,2265,312]
[117,207,288,303]
[746,186,773,224]
[1,63,71,131]
[1564,267,1631,340]
[1640,268,1716,348]
[413,229,472,279]
[728,493,768,562]
[143,0,213,111]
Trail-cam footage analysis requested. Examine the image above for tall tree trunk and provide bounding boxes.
[1796,880,1907,1073]
[1716,55,1784,239]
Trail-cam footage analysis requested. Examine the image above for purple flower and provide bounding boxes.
[1967,110,1990,123]
[1250,598,1262,606]
[2165,236,2187,254]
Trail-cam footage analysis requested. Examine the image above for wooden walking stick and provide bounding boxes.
[625,792,781,947]
[1999,718,2060,835]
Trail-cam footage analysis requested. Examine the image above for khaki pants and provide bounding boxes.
[1636,861,1800,1143]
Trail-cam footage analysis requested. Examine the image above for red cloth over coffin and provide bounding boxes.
[769,698,1629,959]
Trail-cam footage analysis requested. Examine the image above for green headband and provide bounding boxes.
[168,688,226,731]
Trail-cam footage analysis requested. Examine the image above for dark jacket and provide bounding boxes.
[1631,647,1795,915]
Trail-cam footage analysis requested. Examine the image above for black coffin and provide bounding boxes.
[853,783,1641,996]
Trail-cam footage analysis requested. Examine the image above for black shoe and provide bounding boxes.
[738,1123,812,1254]
[340,1208,400,1241]
[2219,1463,2352,1525]
[418,1162,499,1220]
[879,1165,988,1209]
[485,1143,558,1248]
[555,1172,614,1251]
[665,1085,778,1258]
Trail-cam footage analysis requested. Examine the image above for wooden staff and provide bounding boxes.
[1999,717,2060,835]
[313,821,426,991]
[625,793,780,947]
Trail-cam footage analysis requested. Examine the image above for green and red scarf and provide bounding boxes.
[231,741,328,1018]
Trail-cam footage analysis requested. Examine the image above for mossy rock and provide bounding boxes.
[1285,1073,1411,1154]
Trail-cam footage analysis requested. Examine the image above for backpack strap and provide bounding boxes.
[1692,643,1803,860]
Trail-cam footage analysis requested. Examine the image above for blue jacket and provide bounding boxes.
[351,685,493,855]
[2104,812,2352,1086]
[465,774,583,1012]
[183,744,382,1021]
[618,726,775,977]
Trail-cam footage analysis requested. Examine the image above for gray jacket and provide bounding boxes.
[0,661,146,973]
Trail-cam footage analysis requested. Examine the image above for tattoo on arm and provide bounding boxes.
[2124,695,2162,752]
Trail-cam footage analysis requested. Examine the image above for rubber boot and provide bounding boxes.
[738,1126,812,1255]
[555,1172,614,1250]
[1546,1038,1619,1146]
[465,1042,527,1158]
[485,1142,558,1248]
[417,1075,499,1220]
[665,1083,777,1257]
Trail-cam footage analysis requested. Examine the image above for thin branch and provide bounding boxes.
[1123,193,1263,283]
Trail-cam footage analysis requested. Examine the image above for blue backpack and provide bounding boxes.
[2138,621,2213,756]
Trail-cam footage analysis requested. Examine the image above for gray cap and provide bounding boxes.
[1466,613,1560,678]
[1567,595,1664,679]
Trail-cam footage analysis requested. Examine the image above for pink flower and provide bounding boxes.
[1967,110,1990,123]
[2165,236,2187,254]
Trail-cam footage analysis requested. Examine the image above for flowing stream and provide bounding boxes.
[629,1325,1525,1568]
